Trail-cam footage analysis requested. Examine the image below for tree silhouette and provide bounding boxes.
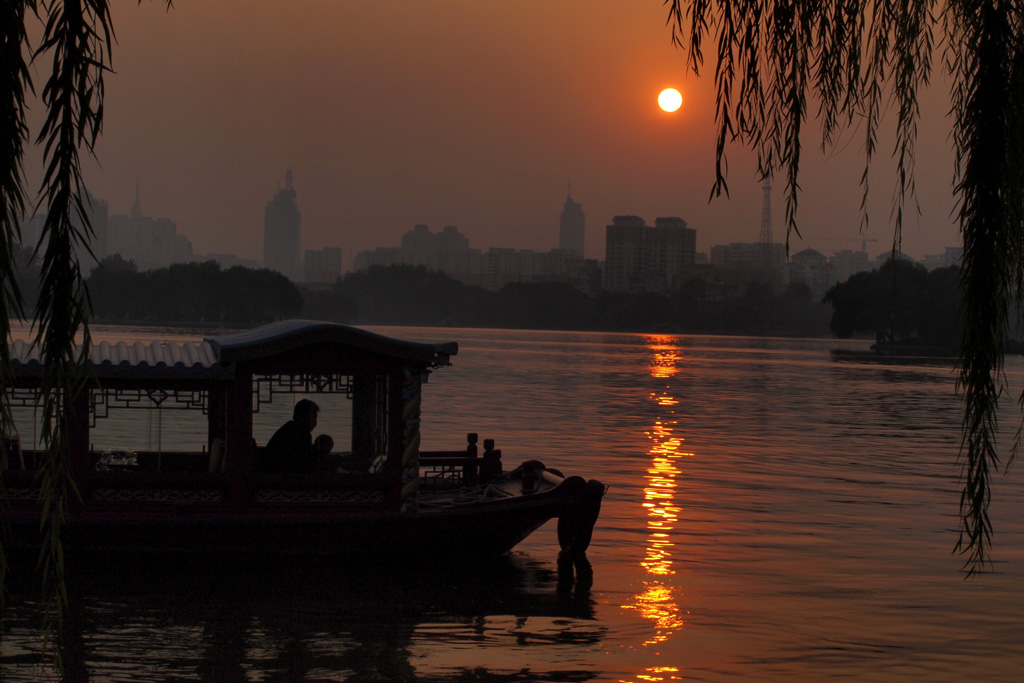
[825,262,959,348]
[85,260,304,323]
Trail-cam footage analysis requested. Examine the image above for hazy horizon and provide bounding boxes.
[24,1,962,263]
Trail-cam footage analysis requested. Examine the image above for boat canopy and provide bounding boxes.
[8,338,230,381]
[7,321,458,381]
[207,320,458,368]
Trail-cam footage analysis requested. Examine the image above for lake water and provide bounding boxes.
[3,325,1024,681]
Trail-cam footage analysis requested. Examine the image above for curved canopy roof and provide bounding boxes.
[8,321,458,381]
[206,320,457,366]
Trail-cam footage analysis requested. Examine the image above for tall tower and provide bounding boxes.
[263,169,301,281]
[559,186,585,257]
[758,181,773,274]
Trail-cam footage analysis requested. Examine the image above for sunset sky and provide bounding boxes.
[27,0,961,264]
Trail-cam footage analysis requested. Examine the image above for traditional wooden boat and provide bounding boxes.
[2,321,604,557]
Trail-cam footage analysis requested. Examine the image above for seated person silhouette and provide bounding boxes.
[313,434,334,471]
[261,399,327,473]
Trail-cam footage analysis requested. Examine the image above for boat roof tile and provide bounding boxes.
[8,320,457,380]
[9,339,229,379]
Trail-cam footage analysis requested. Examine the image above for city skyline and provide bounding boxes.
[21,1,962,264]
[88,178,960,271]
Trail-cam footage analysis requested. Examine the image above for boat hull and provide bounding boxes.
[60,500,558,557]
[2,473,592,558]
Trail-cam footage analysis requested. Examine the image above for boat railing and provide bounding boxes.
[419,452,480,488]
[5,448,214,474]
[420,434,503,489]
[4,435,509,503]
[89,449,212,473]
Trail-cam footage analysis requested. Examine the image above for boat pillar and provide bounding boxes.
[224,372,252,512]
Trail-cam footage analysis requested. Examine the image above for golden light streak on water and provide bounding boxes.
[629,664,684,682]
[620,341,692,682]
[642,417,686,574]
[626,583,686,646]
[655,393,679,406]
[647,336,683,379]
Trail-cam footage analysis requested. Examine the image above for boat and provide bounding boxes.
[1,320,604,557]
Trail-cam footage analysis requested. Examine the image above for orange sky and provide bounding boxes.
[28,0,961,263]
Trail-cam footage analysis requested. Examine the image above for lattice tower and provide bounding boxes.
[758,182,773,273]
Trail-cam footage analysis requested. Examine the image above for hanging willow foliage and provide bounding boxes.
[665,0,1024,574]
[0,0,33,616]
[0,0,142,664]
[33,0,115,652]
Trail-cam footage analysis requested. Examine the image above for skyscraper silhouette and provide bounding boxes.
[603,215,696,292]
[264,169,301,281]
[559,187,585,257]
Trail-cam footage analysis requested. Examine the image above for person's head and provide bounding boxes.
[293,399,319,431]
[314,434,334,456]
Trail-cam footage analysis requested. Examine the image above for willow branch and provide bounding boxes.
[32,0,113,656]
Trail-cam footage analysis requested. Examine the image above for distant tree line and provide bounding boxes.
[71,260,836,334]
[85,255,303,324]
[303,264,832,336]
[19,257,966,340]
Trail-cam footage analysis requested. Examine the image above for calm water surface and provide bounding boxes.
[3,325,1023,681]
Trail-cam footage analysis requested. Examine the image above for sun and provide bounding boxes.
[658,88,682,113]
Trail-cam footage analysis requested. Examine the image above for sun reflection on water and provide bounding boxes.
[641,416,683,577]
[648,344,683,380]
[620,339,692,681]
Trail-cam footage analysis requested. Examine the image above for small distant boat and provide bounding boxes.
[2,320,604,557]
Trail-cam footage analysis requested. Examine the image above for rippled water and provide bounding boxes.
[3,325,1023,681]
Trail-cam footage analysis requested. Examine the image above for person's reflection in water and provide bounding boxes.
[254,560,418,682]
[197,580,249,683]
[265,639,311,682]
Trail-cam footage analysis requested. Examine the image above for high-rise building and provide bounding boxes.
[559,189,585,257]
[397,224,471,270]
[305,246,343,284]
[647,217,697,290]
[603,215,697,292]
[604,215,646,292]
[352,223,593,292]
[709,242,787,270]
[831,248,871,282]
[263,169,301,281]
[787,248,837,299]
[22,191,109,266]
[105,186,192,270]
